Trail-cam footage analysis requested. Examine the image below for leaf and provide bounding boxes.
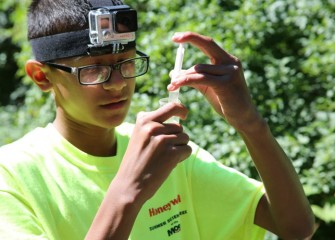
[312,203,335,223]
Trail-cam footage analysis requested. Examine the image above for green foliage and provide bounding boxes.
[0,0,54,144]
[312,203,335,223]
[1,0,334,238]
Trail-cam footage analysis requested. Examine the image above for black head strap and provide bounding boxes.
[30,0,136,62]
[30,29,136,62]
[89,0,123,8]
[30,30,90,62]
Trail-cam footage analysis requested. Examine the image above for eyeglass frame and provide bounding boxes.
[44,50,149,85]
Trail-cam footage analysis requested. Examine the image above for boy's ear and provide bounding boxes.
[25,60,53,92]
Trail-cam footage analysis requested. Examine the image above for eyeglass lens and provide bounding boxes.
[79,58,147,84]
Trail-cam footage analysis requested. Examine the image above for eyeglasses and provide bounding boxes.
[45,50,149,85]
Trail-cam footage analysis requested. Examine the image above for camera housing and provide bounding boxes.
[88,5,137,46]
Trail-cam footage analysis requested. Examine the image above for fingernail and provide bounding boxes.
[172,32,184,39]
[167,84,176,91]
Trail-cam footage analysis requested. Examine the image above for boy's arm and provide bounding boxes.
[169,31,315,239]
[239,118,315,238]
[84,178,142,240]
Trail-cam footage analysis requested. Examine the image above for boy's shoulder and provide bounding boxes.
[0,125,51,153]
[0,124,60,166]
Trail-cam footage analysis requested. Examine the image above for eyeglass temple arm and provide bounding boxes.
[136,50,148,57]
[45,62,73,73]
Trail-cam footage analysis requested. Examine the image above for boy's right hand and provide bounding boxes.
[114,102,192,205]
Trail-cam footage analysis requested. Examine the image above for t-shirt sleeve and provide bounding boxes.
[185,142,266,240]
[0,165,48,239]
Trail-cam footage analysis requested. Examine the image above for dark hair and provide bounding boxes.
[27,0,125,40]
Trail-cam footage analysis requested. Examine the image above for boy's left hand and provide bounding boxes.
[168,31,264,133]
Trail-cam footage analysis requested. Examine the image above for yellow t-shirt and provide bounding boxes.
[0,123,265,239]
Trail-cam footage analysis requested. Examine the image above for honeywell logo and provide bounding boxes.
[149,194,181,217]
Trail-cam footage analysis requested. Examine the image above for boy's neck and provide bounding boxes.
[53,117,117,157]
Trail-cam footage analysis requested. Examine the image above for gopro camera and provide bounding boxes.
[88,5,137,46]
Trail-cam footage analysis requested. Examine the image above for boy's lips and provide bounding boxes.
[100,98,128,110]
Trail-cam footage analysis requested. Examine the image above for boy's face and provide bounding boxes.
[46,49,136,129]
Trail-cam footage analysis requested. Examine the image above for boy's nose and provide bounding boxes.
[102,70,126,91]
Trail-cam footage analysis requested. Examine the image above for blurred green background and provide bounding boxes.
[1,0,334,239]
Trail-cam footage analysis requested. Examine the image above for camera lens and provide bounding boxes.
[115,10,137,33]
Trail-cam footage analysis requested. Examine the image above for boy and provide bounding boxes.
[0,0,314,239]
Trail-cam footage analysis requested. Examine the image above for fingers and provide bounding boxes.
[138,102,188,124]
[172,32,240,65]
[155,131,190,146]
[192,63,240,76]
[169,64,239,79]
[170,144,193,163]
[133,109,192,167]
[168,64,240,91]
[169,31,245,93]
